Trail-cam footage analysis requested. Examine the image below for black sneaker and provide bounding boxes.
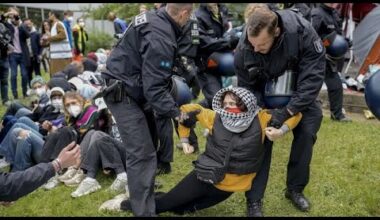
[246,199,263,217]
[285,189,310,212]
[156,162,171,175]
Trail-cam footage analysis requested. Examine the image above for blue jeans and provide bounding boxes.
[12,128,44,171]
[0,119,41,163]
[9,53,28,98]
[0,58,9,103]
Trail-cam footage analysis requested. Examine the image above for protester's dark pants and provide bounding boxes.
[245,101,323,201]
[197,71,223,109]
[40,127,77,163]
[325,63,344,119]
[0,58,9,104]
[155,116,174,164]
[155,170,232,214]
[27,56,41,87]
[9,53,28,98]
[81,134,126,178]
[104,91,157,217]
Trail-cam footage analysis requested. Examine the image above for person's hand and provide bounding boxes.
[265,127,284,141]
[18,129,30,139]
[179,110,201,128]
[268,108,292,129]
[0,201,14,207]
[56,142,81,169]
[228,34,240,49]
[182,143,195,155]
[41,121,52,131]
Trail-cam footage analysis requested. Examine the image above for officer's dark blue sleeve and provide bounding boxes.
[0,163,55,202]
[311,9,323,36]
[197,20,233,54]
[141,36,180,119]
[286,25,326,114]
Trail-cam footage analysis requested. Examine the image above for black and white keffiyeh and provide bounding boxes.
[212,87,260,133]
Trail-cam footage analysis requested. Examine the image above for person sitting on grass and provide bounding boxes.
[99,87,302,214]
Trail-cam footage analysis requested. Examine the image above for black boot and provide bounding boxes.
[285,189,310,212]
[246,199,263,217]
[156,162,171,175]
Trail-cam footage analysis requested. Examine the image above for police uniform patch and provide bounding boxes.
[160,60,172,70]
[135,13,148,26]
[314,40,323,53]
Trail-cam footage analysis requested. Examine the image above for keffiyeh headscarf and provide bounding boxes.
[212,87,260,133]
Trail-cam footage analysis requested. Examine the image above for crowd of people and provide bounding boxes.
[0,3,354,217]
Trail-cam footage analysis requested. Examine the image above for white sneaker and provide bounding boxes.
[98,193,129,212]
[43,174,60,190]
[64,169,85,187]
[71,177,101,198]
[108,176,128,194]
[58,167,78,182]
[0,158,10,169]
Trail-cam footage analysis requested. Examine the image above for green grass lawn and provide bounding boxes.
[0,71,379,216]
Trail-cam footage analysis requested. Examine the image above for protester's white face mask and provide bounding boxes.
[79,21,85,27]
[68,16,74,23]
[35,87,47,97]
[67,105,82,117]
[51,98,63,111]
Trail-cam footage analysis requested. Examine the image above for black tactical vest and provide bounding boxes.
[202,114,265,174]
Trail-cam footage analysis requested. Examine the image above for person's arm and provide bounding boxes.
[141,36,180,119]
[178,104,216,142]
[49,23,66,42]
[0,141,80,202]
[286,24,326,115]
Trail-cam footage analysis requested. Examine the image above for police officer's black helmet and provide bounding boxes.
[326,34,349,60]
[364,70,380,120]
[170,75,193,106]
[207,52,235,77]
[263,70,295,109]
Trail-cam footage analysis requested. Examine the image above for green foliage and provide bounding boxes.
[85,31,115,54]
[86,3,154,22]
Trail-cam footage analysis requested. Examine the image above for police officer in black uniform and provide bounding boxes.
[102,4,193,216]
[195,3,239,109]
[234,7,325,216]
[311,3,352,122]
[155,12,201,174]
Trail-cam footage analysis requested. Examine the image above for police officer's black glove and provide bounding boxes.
[268,108,292,129]
[180,109,201,128]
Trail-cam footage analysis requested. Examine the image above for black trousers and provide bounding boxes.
[245,101,323,201]
[104,91,157,217]
[197,71,223,109]
[325,63,344,119]
[27,56,41,87]
[81,134,126,178]
[155,170,232,214]
[155,116,174,164]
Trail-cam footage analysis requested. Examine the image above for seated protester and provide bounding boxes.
[67,133,128,198]
[1,76,50,121]
[47,77,72,92]
[100,87,302,214]
[68,76,100,101]
[78,58,103,87]
[63,61,84,80]
[40,91,99,190]
[0,88,66,171]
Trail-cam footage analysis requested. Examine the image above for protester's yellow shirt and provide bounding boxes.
[179,104,302,192]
